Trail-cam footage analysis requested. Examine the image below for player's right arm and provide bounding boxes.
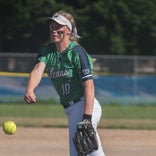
[24,62,46,104]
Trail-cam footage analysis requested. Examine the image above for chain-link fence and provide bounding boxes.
[0,53,37,73]
[0,53,156,75]
[92,54,156,75]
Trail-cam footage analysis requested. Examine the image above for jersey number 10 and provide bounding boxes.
[62,83,70,95]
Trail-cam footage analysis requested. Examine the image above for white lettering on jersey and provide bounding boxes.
[82,68,91,76]
[49,67,69,78]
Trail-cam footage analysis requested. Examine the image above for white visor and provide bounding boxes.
[45,13,72,31]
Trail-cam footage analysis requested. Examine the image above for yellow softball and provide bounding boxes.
[3,121,17,135]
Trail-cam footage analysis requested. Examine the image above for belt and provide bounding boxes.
[63,98,83,109]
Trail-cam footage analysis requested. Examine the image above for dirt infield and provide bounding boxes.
[1,127,156,156]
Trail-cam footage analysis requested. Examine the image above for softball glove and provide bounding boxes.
[73,119,98,156]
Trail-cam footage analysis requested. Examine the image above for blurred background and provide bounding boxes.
[0,0,156,105]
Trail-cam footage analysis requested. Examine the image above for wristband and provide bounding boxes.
[83,114,92,122]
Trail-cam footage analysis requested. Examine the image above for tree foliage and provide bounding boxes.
[0,0,156,55]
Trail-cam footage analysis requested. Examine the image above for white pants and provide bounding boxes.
[65,98,105,156]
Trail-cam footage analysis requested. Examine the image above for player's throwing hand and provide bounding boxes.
[24,91,36,104]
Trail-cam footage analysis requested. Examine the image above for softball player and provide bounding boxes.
[24,10,105,156]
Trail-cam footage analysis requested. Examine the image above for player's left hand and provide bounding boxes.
[73,119,98,155]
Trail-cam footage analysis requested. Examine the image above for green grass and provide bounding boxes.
[102,104,156,119]
[0,102,66,118]
[0,101,156,129]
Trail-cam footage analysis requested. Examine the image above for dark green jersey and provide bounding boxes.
[37,41,93,107]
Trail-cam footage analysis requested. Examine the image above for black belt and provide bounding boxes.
[63,98,82,109]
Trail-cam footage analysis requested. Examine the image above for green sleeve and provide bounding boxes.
[37,44,54,65]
